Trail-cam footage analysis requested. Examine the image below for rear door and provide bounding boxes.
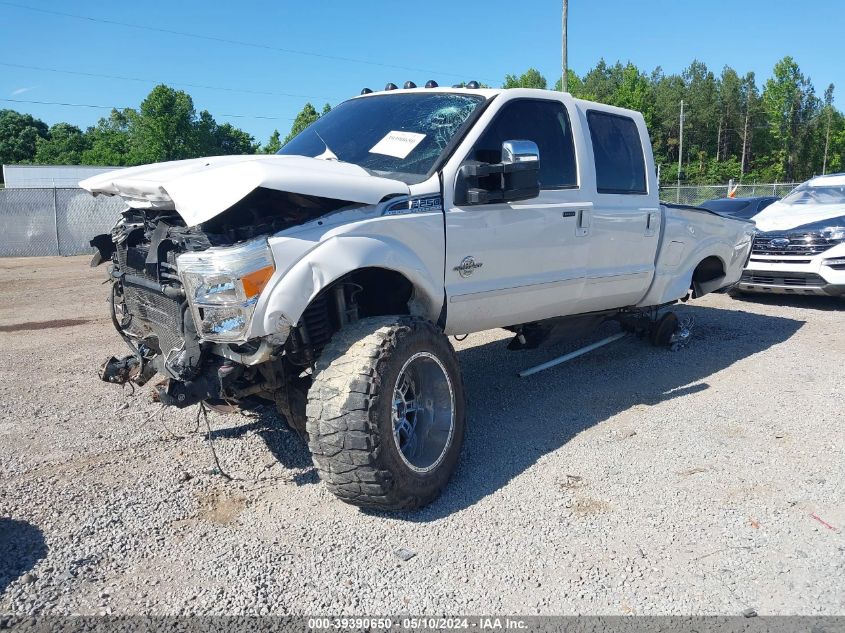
[443,97,591,333]
[579,110,658,311]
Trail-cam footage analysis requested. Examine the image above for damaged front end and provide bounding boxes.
[91,190,335,424]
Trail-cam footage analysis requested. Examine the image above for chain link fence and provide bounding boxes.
[659,182,799,206]
[0,187,125,257]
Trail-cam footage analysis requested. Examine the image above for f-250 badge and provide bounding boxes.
[454,256,483,278]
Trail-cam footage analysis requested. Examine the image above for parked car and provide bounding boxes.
[699,196,779,219]
[82,86,754,510]
[738,174,845,296]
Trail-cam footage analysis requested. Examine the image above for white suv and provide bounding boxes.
[740,174,845,297]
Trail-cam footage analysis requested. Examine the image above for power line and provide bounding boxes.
[0,62,341,101]
[0,98,295,121]
[0,1,493,83]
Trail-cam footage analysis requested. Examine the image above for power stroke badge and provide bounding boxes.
[454,256,483,278]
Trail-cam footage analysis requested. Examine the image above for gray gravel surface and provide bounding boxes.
[1,256,843,616]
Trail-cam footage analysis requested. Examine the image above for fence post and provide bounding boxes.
[52,180,61,256]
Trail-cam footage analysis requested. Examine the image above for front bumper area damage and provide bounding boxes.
[84,155,411,423]
[90,200,315,419]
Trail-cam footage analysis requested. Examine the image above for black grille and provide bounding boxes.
[752,233,838,256]
[124,283,185,355]
[116,244,156,279]
[741,272,826,287]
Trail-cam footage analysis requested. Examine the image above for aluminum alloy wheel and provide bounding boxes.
[392,351,455,473]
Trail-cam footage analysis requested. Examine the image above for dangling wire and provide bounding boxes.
[121,380,135,398]
[150,403,184,439]
[199,402,233,481]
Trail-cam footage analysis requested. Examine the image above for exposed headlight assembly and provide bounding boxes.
[177,238,275,342]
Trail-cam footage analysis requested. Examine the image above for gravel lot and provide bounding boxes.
[1,256,843,616]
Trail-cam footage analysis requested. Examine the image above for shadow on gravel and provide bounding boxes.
[386,304,803,522]
[205,408,317,482]
[0,518,47,593]
[730,292,844,312]
[254,409,314,473]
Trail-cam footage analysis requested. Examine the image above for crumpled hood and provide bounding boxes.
[79,154,410,226]
[752,200,845,232]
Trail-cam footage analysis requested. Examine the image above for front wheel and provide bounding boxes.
[306,316,466,510]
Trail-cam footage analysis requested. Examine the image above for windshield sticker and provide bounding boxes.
[369,131,426,159]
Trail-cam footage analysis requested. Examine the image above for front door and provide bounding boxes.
[443,98,590,334]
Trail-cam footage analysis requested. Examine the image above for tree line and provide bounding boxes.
[505,56,840,184]
[1,55,841,185]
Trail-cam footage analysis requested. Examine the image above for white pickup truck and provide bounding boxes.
[83,86,754,510]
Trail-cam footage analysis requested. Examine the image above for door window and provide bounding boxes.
[587,111,647,194]
[469,99,577,189]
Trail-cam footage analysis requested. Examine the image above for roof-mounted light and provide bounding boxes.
[385,82,398,91]
[360,88,373,95]
[425,80,438,88]
[403,81,417,89]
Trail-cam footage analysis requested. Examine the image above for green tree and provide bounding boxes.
[263,129,282,154]
[284,102,321,144]
[81,108,134,166]
[129,84,198,163]
[503,68,548,90]
[34,123,89,164]
[553,69,583,95]
[612,63,653,126]
[682,61,719,182]
[715,66,744,162]
[193,110,257,156]
[0,110,48,164]
[580,59,624,102]
[761,56,819,181]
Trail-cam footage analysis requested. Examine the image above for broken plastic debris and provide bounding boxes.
[810,513,840,532]
[394,547,417,561]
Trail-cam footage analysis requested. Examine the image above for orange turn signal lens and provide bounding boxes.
[241,265,274,299]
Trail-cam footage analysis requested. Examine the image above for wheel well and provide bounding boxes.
[690,255,726,297]
[338,268,414,318]
[285,268,414,365]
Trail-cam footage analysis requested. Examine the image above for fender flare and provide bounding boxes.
[248,234,443,337]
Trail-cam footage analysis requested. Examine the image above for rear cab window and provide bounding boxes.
[586,111,647,195]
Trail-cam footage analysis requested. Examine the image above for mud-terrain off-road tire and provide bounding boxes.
[306,316,465,510]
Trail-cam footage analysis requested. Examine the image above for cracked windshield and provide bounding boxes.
[278,92,485,183]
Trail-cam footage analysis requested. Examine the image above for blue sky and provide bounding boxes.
[1,0,842,145]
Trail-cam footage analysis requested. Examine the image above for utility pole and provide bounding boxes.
[561,0,568,93]
[740,110,750,181]
[676,99,684,202]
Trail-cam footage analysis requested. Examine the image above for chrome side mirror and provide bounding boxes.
[501,140,539,165]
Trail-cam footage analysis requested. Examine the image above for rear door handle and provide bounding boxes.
[576,208,590,237]
[644,209,660,236]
